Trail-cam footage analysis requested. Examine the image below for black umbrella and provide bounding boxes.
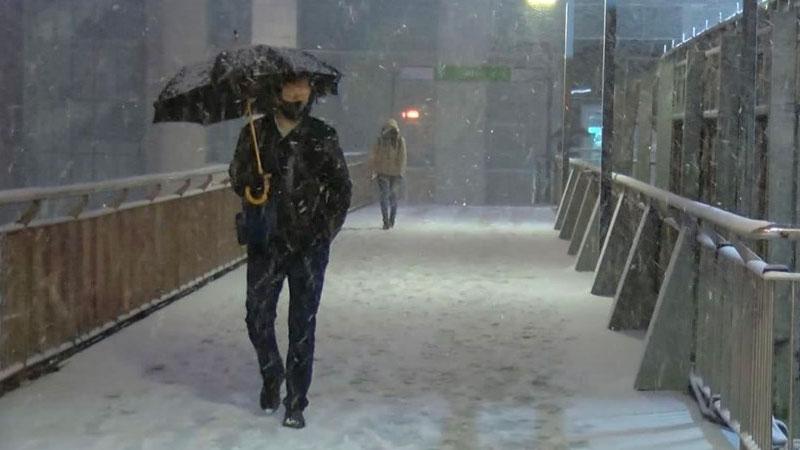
[152,45,341,206]
[152,45,341,125]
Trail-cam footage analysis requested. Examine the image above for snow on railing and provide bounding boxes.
[0,165,229,207]
[569,158,800,241]
[0,153,369,231]
[0,165,231,231]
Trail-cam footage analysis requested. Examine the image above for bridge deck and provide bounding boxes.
[0,206,730,449]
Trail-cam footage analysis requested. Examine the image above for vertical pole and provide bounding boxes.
[767,7,798,263]
[716,30,741,211]
[633,74,655,183]
[791,282,800,445]
[600,0,617,239]
[561,0,572,196]
[768,6,799,427]
[654,58,675,190]
[389,67,398,119]
[738,0,757,216]
[682,47,704,200]
[545,71,554,204]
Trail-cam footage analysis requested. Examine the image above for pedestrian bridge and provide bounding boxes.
[0,159,794,449]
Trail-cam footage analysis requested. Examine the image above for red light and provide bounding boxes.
[403,109,420,120]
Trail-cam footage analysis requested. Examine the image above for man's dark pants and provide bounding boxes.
[245,241,330,412]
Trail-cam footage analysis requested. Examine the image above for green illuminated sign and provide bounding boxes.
[434,65,512,82]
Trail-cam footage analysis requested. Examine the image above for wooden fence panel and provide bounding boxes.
[0,161,374,381]
[0,230,31,370]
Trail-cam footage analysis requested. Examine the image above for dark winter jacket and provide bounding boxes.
[229,115,352,251]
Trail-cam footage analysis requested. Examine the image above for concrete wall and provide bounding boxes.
[5,0,559,208]
[4,0,261,189]
[252,0,297,47]
[431,0,494,205]
[143,0,212,177]
[0,1,24,190]
[20,0,149,186]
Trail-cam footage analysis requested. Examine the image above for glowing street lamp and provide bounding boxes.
[526,0,557,7]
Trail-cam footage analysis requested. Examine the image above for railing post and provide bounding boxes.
[569,177,599,255]
[575,194,602,272]
[560,171,591,240]
[592,192,637,296]
[16,200,41,226]
[555,167,578,230]
[636,225,697,390]
[608,204,663,330]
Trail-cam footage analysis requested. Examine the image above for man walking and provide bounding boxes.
[229,74,352,429]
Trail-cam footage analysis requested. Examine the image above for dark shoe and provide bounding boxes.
[260,378,282,413]
[283,409,305,429]
[382,222,390,230]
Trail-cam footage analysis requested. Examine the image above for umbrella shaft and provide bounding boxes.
[245,100,265,175]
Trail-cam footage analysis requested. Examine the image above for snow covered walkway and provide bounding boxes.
[0,206,730,449]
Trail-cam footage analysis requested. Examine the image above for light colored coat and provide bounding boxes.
[369,119,407,177]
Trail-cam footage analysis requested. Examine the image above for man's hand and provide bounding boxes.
[244,169,265,193]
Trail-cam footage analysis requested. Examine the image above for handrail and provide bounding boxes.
[0,164,230,207]
[1,152,370,207]
[570,158,800,241]
[1,155,371,230]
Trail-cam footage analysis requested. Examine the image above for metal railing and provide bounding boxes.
[0,158,375,389]
[555,158,800,450]
[0,165,232,231]
[0,165,244,387]
[0,154,370,232]
[568,159,800,240]
[693,229,796,450]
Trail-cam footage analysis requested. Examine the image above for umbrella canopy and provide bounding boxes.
[153,45,341,125]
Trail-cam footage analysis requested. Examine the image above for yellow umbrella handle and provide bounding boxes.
[243,99,271,206]
[245,174,271,205]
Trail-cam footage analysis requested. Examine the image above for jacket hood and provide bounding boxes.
[382,119,400,134]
